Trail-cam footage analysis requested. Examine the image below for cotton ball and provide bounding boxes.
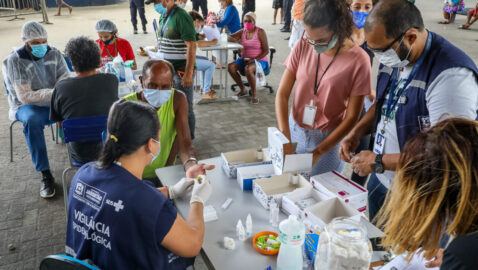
[224,237,236,250]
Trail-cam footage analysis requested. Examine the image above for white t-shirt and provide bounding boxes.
[375,67,478,189]
[203,25,221,44]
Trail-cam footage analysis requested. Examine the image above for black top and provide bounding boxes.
[441,232,478,270]
[50,73,118,164]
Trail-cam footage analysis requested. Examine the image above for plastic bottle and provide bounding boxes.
[269,200,279,228]
[236,219,246,241]
[277,215,306,270]
[246,214,252,237]
[221,33,228,46]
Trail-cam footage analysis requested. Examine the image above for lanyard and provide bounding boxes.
[313,46,341,95]
[31,57,47,81]
[384,32,432,120]
[104,39,118,60]
[160,7,176,37]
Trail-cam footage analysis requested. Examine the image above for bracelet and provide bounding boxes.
[183,157,198,170]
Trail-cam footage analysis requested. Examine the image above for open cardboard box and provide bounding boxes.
[303,197,384,239]
[281,187,330,218]
[268,127,313,175]
[236,164,276,191]
[252,173,313,209]
[310,171,368,213]
[221,148,271,178]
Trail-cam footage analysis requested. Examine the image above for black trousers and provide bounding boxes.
[283,0,293,29]
[130,0,147,28]
[192,0,208,18]
[242,0,256,24]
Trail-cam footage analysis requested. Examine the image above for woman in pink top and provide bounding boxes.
[275,0,372,176]
[228,12,269,104]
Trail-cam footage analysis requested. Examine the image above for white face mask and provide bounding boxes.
[195,26,203,33]
[373,38,413,68]
[179,2,186,8]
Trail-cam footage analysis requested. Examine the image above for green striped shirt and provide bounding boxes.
[158,6,196,71]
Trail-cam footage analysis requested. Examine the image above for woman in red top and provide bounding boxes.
[95,19,137,70]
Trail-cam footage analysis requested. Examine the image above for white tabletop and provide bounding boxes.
[156,156,286,270]
[200,42,243,52]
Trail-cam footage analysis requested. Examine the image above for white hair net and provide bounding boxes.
[95,19,117,33]
[21,21,48,42]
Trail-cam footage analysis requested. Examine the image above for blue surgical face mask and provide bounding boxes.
[30,44,48,58]
[143,88,172,107]
[150,138,161,164]
[154,3,167,15]
[352,11,370,29]
[311,35,338,54]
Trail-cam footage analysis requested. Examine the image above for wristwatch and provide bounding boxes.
[371,154,385,174]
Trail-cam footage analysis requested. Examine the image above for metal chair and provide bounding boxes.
[230,46,276,94]
[4,82,57,162]
[61,115,108,219]
[40,254,98,270]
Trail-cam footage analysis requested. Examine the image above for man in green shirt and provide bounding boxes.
[122,60,206,181]
[156,0,197,139]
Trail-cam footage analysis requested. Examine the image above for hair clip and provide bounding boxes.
[110,135,118,142]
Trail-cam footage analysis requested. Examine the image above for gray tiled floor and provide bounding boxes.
[0,0,477,269]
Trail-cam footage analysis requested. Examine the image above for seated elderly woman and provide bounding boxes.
[228,12,269,104]
[377,118,478,269]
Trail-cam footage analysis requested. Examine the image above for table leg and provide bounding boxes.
[225,49,228,98]
[219,49,223,98]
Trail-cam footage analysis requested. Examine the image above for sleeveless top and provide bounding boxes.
[241,27,268,61]
[124,89,177,179]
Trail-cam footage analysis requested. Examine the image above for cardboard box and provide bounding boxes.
[236,164,276,191]
[310,171,368,213]
[267,127,313,175]
[281,187,330,218]
[252,173,313,209]
[303,198,384,239]
[221,148,271,178]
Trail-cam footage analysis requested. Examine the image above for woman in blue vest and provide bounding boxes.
[65,101,214,270]
[216,0,241,34]
[340,0,478,221]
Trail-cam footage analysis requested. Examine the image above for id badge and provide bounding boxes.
[418,116,431,131]
[302,100,317,127]
[373,132,386,154]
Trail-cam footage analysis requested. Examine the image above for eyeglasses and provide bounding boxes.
[302,32,332,47]
[366,28,419,53]
[244,20,253,23]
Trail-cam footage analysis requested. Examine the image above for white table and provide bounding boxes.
[156,156,388,270]
[156,156,286,270]
[199,42,243,100]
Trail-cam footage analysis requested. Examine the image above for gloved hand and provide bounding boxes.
[168,178,195,200]
[190,176,213,205]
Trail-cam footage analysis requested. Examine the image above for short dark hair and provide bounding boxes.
[142,59,175,81]
[303,0,353,45]
[65,36,101,73]
[188,10,204,21]
[97,101,161,169]
[365,0,424,39]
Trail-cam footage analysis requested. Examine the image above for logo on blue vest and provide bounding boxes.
[73,180,107,211]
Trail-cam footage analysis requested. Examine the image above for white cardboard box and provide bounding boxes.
[267,127,313,175]
[236,164,276,191]
[310,171,368,213]
[281,187,330,219]
[303,197,384,239]
[221,148,271,178]
[252,173,313,209]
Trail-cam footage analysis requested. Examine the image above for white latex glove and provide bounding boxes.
[190,178,212,205]
[168,178,195,200]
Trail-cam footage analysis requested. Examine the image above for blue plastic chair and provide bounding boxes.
[40,254,98,270]
[61,115,108,218]
[4,81,57,162]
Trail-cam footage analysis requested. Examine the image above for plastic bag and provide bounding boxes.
[124,60,134,82]
[112,55,125,82]
[255,60,266,87]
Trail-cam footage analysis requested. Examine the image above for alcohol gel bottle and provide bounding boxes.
[269,200,279,228]
[277,215,305,270]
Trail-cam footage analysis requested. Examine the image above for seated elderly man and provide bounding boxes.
[50,36,118,164]
[2,21,70,198]
[121,59,201,182]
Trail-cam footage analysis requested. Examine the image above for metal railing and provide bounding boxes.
[0,0,50,23]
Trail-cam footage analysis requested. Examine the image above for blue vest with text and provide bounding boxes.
[374,31,478,150]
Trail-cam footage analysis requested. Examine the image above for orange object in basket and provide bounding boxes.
[252,231,280,255]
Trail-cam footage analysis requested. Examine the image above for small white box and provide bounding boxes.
[303,198,384,239]
[236,164,276,191]
[310,171,368,213]
[252,173,313,209]
[221,148,271,178]
[268,127,313,175]
[281,187,330,219]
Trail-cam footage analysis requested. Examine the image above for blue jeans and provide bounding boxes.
[15,105,54,172]
[367,173,389,222]
[196,56,215,94]
[173,73,195,139]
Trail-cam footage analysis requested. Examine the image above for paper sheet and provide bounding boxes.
[375,251,439,270]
